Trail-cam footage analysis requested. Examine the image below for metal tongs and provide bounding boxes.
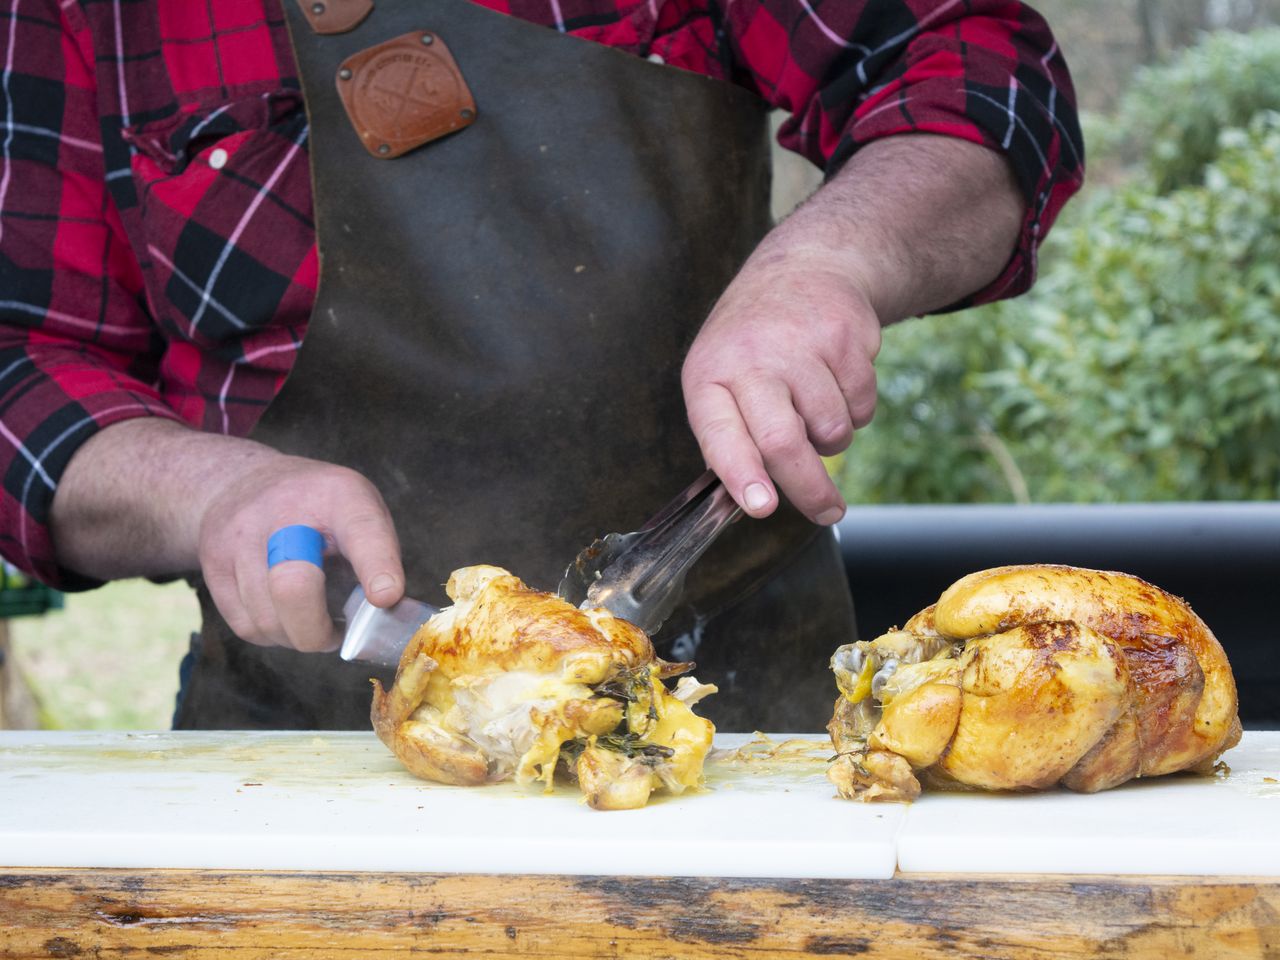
[340,470,738,665]
[556,469,739,635]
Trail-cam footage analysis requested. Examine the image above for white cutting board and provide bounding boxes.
[2,731,1276,877]
[897,731,1280,876]
[0,731,901,878]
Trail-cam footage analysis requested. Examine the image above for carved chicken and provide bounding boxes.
[371,565,716,809]
[827,565,1241,802]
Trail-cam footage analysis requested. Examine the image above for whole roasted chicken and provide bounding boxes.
[827,565,1241,801]
[372,565,716,809]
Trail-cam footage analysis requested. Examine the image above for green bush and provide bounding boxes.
[1105,28,1280,192]
[837,110,1280,504]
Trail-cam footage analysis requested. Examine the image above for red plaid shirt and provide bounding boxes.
[0,0,1082,586]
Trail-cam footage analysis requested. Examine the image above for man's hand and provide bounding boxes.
[682,255,880,526]
[51,419,405,652]
[684,134,1026,522]
[198,454,403,652]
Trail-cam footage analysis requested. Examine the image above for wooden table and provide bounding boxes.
[3,868,1278,958]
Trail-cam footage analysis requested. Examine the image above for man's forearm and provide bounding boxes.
[49,419,281,581]
[766,134,1026,324]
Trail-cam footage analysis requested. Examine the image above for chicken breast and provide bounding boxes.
[371,565,716,809]
[828,564,1241,801]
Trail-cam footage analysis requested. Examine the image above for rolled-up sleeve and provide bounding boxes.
[724,0,1085,305]
[0,1,180,587]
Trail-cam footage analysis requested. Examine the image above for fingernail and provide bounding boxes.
[369,573,397,596]
[816,506,845,526]
[744,483,771,512]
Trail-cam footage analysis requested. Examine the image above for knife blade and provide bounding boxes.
[338,586,436,668]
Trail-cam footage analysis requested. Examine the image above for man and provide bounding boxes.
[0,0,1082,730]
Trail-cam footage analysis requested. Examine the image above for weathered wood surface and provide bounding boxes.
[1,870,1277,958]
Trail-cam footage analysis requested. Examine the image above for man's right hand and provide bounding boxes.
[198,453,404,652]
[50,418,405,653]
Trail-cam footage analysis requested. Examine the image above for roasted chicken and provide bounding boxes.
[371,565,716,809]
[827,564,1241,801]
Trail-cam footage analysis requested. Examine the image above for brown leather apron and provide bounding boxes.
[174,0,857,733]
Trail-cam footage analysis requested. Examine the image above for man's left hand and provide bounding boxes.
[681,135,1026,526]
[682,252,880,526]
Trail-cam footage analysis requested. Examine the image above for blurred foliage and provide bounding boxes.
[1102,28,1280,192]
[13,578,195,729]
[837,30,1280,505]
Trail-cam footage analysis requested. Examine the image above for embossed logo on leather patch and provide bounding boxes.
[336,31,477,160]
[295,0,373,35]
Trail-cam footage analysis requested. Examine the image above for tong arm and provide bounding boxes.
[581,470,740,633]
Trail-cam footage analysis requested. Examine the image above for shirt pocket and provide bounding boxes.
[120,91,315,351]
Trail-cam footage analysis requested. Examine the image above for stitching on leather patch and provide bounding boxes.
[295,0,374,35]
[335,31,477,160]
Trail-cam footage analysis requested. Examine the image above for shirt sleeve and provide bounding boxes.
[0,2,182,588]
[723,0,1085,306]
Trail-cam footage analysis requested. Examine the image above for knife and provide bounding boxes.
[338,585,436,668]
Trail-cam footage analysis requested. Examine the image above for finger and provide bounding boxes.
[736,376,845,525]
[268,558,340,653]
[829,350,878,430]
[791,364,855,457]
[684,380,777,518]
[236,554,288,648]
[329,486,405,608]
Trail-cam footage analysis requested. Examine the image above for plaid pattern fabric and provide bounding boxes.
[0,0,1083,586]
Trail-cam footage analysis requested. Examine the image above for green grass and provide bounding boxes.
[11,579,199,730]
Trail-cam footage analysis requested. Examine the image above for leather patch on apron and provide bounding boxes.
[295,0,373,35]
[336,31,477,159]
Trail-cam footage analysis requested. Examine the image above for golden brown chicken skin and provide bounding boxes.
[371,565,716,809]
[827,564,1241,801]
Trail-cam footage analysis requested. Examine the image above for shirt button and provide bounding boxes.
[208,148,229,170]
